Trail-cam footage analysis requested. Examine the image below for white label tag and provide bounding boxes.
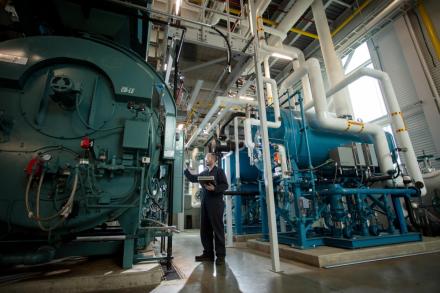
[120,86,135,94]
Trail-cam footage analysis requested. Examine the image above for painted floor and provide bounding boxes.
[152,230,440,293]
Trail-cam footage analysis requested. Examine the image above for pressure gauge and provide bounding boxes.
[41,154,52,161]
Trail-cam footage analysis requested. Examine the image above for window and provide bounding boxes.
[341,43,387,122]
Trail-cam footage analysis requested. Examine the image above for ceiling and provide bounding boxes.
[148,0,409,148]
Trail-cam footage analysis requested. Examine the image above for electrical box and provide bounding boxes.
[353,143,366,166]
[123,120,149,150]
[330,147,356,167]
[362,143,379,167]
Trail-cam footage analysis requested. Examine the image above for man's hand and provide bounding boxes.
[205,183,215,191]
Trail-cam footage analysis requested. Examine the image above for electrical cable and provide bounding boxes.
[211,26,232,73]
[298,160,334,172]
[75,92,120,132]
[19,93,99,140]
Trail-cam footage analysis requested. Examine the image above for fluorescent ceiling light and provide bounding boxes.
[175,0,182,15]
[271,52,293,60]
[239,96,255,101]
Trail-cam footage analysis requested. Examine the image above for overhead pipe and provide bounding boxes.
[311,0,354,118]
[286,58,395,180]
[204,109,232,135]
[263,25,287,40]
[185,96,257,149]
[186,80,204,112]
[251,0,319,40]
[325,67,426,195]
[237,78,254,97]
[219,112,246,139]
[260,43,313,108]
[256,0,272,16]
[259,16,319,39]
[267,0,315,46]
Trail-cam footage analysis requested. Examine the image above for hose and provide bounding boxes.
[75,93,119,131]
[211,26,232,73]
[24,167,79,232]
[24,173,35,219]
[404,196,421,230]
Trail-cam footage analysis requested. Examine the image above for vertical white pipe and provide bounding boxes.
[324,67,426,195]
[230,117,241,247]
[311,0,354,118]
[225,155,234,247]
[264,56,273,105]
[234,117,241,184]
[251,0,280,272]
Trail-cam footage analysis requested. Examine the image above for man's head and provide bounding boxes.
[205,153,217,169]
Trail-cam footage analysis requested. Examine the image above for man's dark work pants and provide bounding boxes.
[200,196,225,257]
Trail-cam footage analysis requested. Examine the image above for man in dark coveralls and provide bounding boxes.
[184,153,229,265]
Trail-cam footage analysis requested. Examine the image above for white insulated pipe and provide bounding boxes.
[243,76,281,155]
[237,78,254,97]
[251,0,280,272]
[242,57,281,153]
[311,0,354,118]
[287,58,395,178]
[187,80,204,112]
[185,96,257,149]
[260,43,314,108]
[234,117,241,185]
[263,25,287,40]
[244,118,255,151]
[267,0,315,46]
[256,0,272,16]
[204,109,232,135]
[325,67,426,195]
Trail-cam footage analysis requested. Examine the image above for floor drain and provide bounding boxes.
[161,262,182,281]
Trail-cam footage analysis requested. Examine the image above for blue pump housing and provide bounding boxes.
[260,109,397,169]
[229,150,260,184]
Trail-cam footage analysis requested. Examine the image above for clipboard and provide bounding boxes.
[197,176,216,186]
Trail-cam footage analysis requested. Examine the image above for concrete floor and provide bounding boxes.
[154,230,440,293]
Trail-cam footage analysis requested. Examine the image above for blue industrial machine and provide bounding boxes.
[249,93,422,249]
[0,0,183,268]
[225,150,261,235]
